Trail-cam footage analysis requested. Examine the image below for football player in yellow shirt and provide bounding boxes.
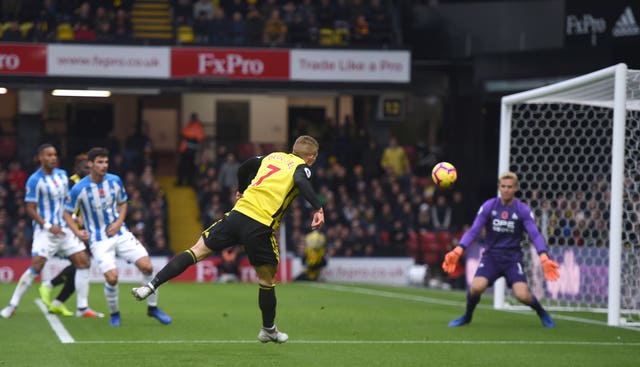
[132,136,325,343]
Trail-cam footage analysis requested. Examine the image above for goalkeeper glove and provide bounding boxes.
[539,253,560,281]
[442,246,464,274]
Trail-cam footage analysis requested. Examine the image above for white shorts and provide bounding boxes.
[90,230,149,274]
[32,227,86,260]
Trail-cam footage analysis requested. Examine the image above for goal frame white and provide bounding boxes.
[497,63,632,327]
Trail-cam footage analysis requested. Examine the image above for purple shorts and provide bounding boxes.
[474,251,528,287]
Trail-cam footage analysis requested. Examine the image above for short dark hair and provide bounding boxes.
[37,143,55,154]
[74,153,88,168]
[87,147,109,162]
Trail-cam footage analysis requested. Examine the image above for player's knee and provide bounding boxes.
[105,273,118,286]
[138,264,153,275]
[469,282,487,295]
[514,292,531,304]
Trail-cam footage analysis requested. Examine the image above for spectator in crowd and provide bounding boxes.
[72,1,92,29]
[226,0,247,18]
[193,0,215,20]
[316,0,335,28]
[173,0,194,26]
[352,13,370,44]
[430,194,452,232]
[368,0,393,42]
[217,152,241,197]
[176,113,205,187]
[113,23,131,43]
[228,11,247,46]
[259,0,280,19]
[2,1,21,22]
[262,9,287,46]
[280,1,297,25]
[95,21,114,42]
[245,5,264,45]
[124,122,152,175]
[449,190,470,232]
[209,8,230,45]
[380,136,411,184]
[1,19,23,41]
[7,161,27,192]
[287,13,310,45]
[25,18,52,42]
[74,21,96,41]
[113,8,131,34]
[193,10,210,44]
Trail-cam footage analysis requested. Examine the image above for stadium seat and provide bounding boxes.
[407,231,419,260]
[319,28,334,46]
[419,232,440,266]
[176,25,194,44]
[0,23,9,38]
[436,231,452,253]
[334,27,350,46]
[19,22,33,38]
[56,23,74,41]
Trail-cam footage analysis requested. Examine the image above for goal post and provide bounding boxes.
[496,63,640,327]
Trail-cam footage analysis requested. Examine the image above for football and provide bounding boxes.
[431,162,457,189]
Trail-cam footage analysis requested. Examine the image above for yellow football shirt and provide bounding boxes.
[234,152,305,229]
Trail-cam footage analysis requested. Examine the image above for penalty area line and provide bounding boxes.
[35,298,75,344]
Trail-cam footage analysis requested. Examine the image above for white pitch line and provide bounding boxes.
[35,298,75,344]
[72,339,640,346]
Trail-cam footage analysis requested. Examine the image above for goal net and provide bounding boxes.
[497,63,640,326]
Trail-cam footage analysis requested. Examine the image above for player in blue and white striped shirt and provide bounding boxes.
[1,144,95,319]
[64,147,171,327]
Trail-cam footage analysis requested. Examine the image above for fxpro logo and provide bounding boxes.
[566,13,607,36]
[0,53,20,70]
[197,53,265,75]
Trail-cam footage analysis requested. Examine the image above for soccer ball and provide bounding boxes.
[431,162,457,189]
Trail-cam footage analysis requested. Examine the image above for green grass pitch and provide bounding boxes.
[0,282,639,367]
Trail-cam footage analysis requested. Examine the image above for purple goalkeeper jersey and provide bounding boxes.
[459,197,548,260]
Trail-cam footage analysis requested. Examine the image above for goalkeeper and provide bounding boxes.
[295,231,328,281]
[442,171,560,328]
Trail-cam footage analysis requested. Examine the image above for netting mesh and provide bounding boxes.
[507,102,640,320]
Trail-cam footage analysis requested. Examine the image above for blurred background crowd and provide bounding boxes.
[0,0,397,47]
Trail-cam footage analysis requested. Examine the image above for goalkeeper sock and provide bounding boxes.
[258,284,277,329]
[465,291,481,319]
[528,295,546,317]
[150,249,197,289]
